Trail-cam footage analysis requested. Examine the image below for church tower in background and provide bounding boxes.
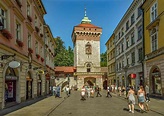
[72,8,103,89]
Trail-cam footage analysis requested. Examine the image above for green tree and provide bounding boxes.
[54,37,74,66]
[100,51,107,67]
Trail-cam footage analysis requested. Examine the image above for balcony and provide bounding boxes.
[16,39,24,47]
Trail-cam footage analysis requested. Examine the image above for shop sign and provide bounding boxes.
[6,76,17,80]
[131,74,136,79]
[8,61,20,68]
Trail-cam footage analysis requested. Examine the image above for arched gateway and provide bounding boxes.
[72,8,103,89]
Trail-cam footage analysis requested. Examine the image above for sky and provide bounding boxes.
[42,0,133,53]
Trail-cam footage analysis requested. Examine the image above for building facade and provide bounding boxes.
[105,34,116,86]
[142,0,164,97]
[0,0,55,109]
[113,0,144,90]
[72,9,104,89]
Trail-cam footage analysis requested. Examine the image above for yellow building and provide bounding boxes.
[142,0,164,97]
[105,34,116,86]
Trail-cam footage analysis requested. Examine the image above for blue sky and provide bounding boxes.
[42,0,133,53]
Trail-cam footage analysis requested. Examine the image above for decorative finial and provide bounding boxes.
[84,7,87,17]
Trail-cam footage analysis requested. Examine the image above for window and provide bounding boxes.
[27,2,30,16]
[16,22,21,40]
[35,15,38,27]
[151,2,157,22]
[131,32,135,45]
[151,28,157,52]
[122,60,124,68]
[131,14,135,25]
[138,7,142,17]
[121,27,124,36]
[121,42,124,52]
[126,20,129,31]
[127,56,130,65]
[28,34,31,48]
[131,52,135,65]
[0,7,6,28]
[126,37,130,49]
[138,48,143,61]
[137,25,142,41]
[85,42,92,54]
[86,63,91,72]
[35,41,38,54]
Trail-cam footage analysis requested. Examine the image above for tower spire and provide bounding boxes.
[81,7,91,24]
[84,7,87,17]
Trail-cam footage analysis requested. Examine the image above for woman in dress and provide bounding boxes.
[138,85,146,113]
[127,86,135,113]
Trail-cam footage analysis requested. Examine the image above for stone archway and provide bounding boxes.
[5,67,18,103]
[149,66,161,95]
[84,77,96,87]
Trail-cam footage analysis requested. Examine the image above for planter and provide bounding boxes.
[27,15,32,22]
[16,39,24,47]
[40,33,43,37]
[41,57,44,62]
[16,0,22,8]
[1,29,12,39]
[36,54,40,59]
[28,48,33,53]
[35,26,39,33]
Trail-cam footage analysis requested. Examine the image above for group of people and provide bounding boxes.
[80,85,113,100]
[127,84,150,114]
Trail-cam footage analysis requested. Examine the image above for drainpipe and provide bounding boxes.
[141,6,145,87]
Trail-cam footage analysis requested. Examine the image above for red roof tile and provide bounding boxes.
[75,23,101,28]
[55,66,75,73]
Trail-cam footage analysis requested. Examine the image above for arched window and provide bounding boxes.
[86,63,91,72]
[85,42,92,54]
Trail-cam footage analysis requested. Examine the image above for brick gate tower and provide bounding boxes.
[72,8,103,89]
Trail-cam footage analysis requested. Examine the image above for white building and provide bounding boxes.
[114,0,144,90]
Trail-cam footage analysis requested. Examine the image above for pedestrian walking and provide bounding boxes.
[145,84,150,111]
[81,86,86,100]
[118,86,122,96]
[96,86,102,97]
[106,86,112,97]
[86,86,91,98]
[127,86,135,113]
[90,87,94,98]
[138,85,146,113]
[65,86,70,97]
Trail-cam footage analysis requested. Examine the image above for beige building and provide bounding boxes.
[72,9,104,89]
[0,0,55,109]
[105,34,116,86]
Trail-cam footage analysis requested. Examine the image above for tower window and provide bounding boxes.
[86,63,91,72]
[85,42,92,54]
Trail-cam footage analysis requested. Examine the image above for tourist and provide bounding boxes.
[96,86,102,97]
[138,85,146,113]
[106,86,112,97]
[127,86,135,113]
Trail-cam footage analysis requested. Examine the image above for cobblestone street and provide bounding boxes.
[2,90,164,116]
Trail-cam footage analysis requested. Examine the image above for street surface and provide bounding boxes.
[4,90,164,116]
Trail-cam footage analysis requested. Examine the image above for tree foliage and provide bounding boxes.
[100,51,107,67]
[54,37,74,66]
